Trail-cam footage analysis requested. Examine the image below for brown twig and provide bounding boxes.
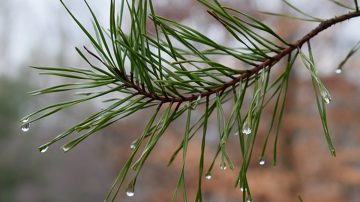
[153,11,360,103]
[88,11,360,103]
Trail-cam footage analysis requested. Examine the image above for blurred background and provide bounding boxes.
[1,0,360,201]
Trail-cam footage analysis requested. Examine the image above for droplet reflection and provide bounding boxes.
[126,190,135,197]
[259,159,266,166]
[40,147,49,153]
[21,123,30,132]
[242,127,252,135]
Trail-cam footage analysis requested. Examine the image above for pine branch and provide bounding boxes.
[137,11,360,103]
[23,1,360,201]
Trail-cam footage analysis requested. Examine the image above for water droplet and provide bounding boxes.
[242,127,252,135]
[220,163,227,170]
[322,96,331,104]
[130,141,136,150]
[205,173,212,180]
[40,147,49,153]
[234,132,239,136]
[335,69,342,74]
[32,92,41,96]
[126,190,135,197]
[246,198,252,202]
[126,182,135,197]
[330,148,336,156]
[62,146,71,152]
[22,118,29,123]
[21,123,30,132]
[259,159,266,166]
[240,187,247,192]
[320,90,332,104]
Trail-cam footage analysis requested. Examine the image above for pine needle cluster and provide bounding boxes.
[22,0,360,201]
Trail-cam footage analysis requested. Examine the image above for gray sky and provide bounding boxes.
[0,0,108,77]
[1,0,359,79]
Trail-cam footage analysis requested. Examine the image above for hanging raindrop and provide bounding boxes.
[126,190,135,197]
[259,159,266,166]
[240,187,247,192]
[21,123,30,132]
[205,173,212,180]
[322,96,331,104]
[130,141,136,150]
[22,118,29,123]
[335,69,342,74]
[246,198,252,202]
[126,181,135,197]
[220,162,227,170]
[40,147,49,153]
[320,90,332,104]
[62,145,71,152]
[242,127,252,135]
[330,148,336,156]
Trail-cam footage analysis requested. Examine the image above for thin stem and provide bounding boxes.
[92,11,360,103]
[155,11,360,102]
[355,0,359,12]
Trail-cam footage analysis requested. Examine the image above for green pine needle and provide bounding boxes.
[24,0,360,201]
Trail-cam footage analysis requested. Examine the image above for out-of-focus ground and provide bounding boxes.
[1,0,360,201]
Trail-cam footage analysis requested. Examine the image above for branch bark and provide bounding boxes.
[133,11,360,103]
